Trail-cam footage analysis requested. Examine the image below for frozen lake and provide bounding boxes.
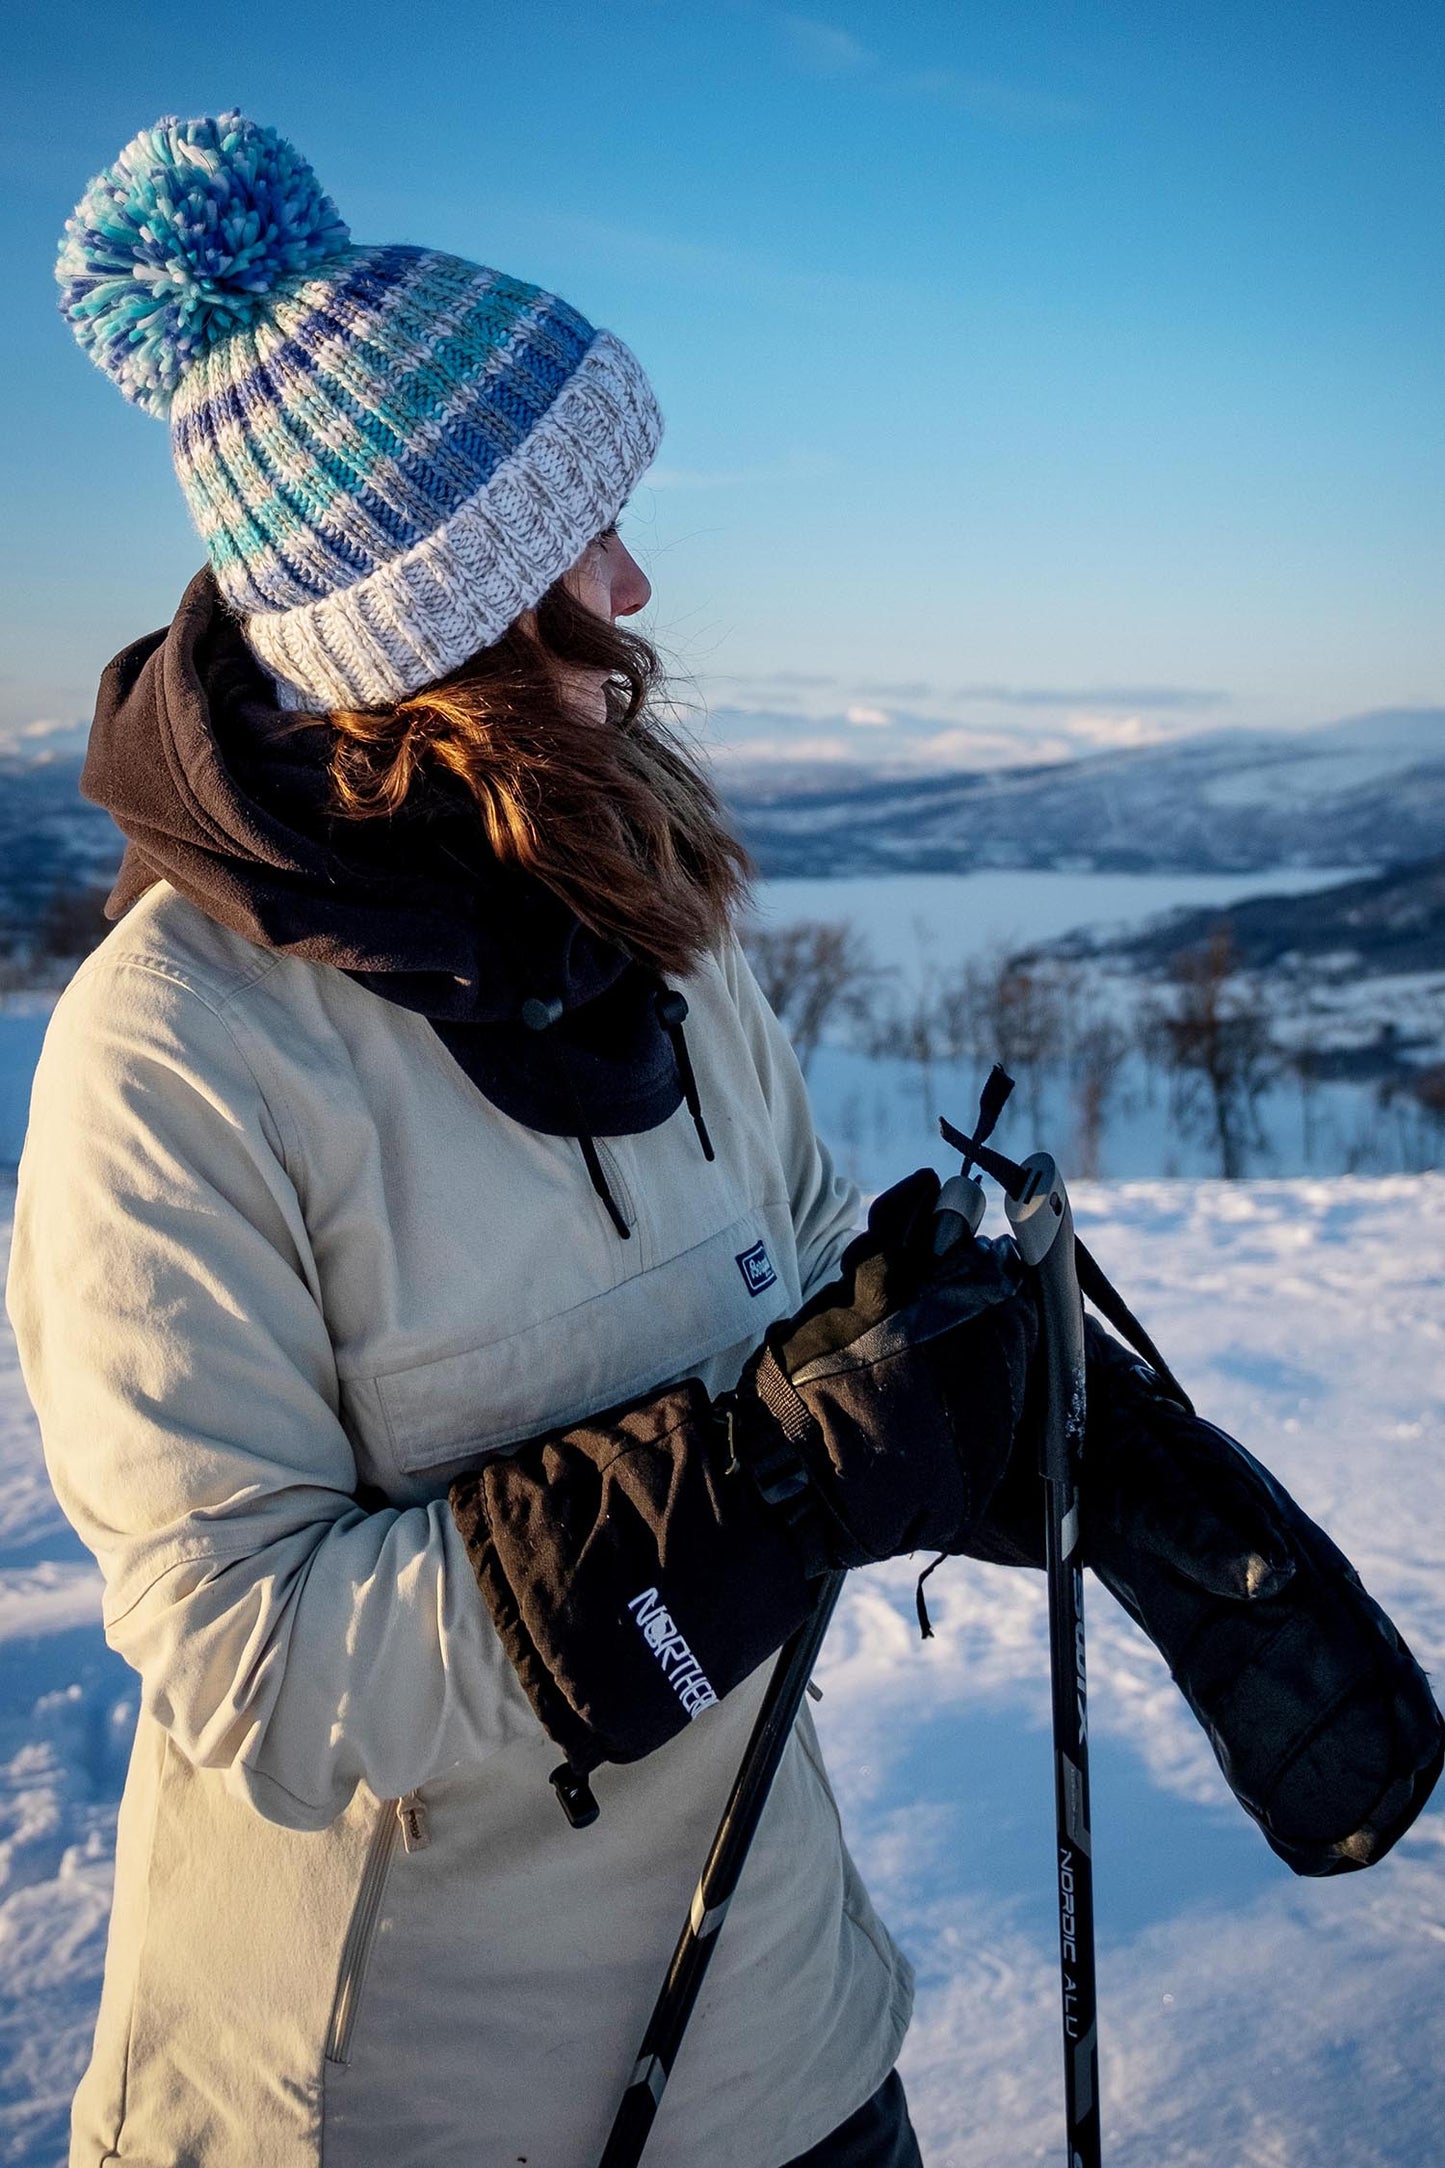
[753,866,1365,975]
[748,866,1438,1187]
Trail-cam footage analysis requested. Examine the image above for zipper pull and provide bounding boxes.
[397,1792,430,1853]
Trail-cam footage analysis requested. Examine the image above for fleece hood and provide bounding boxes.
[81,570,704,1201]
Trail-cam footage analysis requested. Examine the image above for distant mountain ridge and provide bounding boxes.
[0,708,1440,946]
[0,746,119,943]
[1093,853,1445,978]
[726,707,1445,877]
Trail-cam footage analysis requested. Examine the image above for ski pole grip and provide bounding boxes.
[1005,1154,1086,1485]
[932,1170,986,1255]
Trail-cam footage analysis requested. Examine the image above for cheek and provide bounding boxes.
[586,569,616,617]
[564,550,613,619]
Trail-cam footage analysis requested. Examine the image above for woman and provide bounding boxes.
[16,109,1034,2168]
[16,111,1440,2168]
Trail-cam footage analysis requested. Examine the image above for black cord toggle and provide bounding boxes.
[550,1759,600,1828]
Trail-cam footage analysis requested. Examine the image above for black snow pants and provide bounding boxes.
[780,2070,923,2167]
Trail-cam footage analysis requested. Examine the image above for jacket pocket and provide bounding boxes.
[362,1208,794,1481]
[324,1798,413,2068]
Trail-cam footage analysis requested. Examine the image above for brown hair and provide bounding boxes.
[324,580,751,977]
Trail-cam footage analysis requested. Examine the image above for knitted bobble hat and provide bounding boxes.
[57,112,663,711]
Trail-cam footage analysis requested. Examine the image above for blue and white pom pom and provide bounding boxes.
[56,111,350,417]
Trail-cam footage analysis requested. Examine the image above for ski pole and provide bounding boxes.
[1006,1151,1101,2168]
[598,1569,846,2168]
[942,1083,1101,2164]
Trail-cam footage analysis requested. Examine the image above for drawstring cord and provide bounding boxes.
[914,1551,949,1640]
[521,992,633,1240]
[656,988,715,1161]
[518,982,716,1241]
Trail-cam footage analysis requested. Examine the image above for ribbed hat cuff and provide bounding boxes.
[243,331,662,712]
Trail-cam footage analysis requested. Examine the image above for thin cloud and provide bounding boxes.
[742,669,841,689]
[779,12,874,74]
[700,702,1082,773]
[775,13,1090,128]
[950,683,1228,711]
[1059,712,1182,750]
[712,670,1228,718]
[907,725,1074,768]
[895,67,1091,128]
[0,716,91,757]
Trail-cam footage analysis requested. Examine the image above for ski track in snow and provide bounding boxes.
[1,1174,1443,2166]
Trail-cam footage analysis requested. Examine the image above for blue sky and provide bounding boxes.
[1,0,1441,766]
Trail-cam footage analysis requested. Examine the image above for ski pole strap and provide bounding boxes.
[940,1112,1193,1418]
[1071,1238,1195,1416]
[736,1350,835,1578]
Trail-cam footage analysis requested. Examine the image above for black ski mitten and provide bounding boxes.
[728,1164,1040,1571]
[1072,1323,1444,1876]
[448,1169,1039,1783]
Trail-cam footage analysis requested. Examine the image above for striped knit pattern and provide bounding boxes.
[170,245,662,708]
[58,115,663,712]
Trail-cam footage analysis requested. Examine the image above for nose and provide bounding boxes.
[611,539,652,619]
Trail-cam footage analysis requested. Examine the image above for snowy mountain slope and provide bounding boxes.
[1,1174,1442,2165]
[729,707,1445,877]
[1095,852,1445,977]
[0,707,1441,928]
[0,757,119,949]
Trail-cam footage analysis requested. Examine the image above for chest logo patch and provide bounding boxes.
[736,1240,778,1296]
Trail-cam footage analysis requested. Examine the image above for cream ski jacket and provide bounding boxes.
[7,883,913,2168]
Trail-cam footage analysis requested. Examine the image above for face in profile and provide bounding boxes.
[522,524,652,725]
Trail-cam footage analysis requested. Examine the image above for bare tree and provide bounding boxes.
[1069,1012,1130,1179]
[741,917,878,1076]
[1288,1027,1325,1167]
[854,962,948,1132]
[1140,925,1275,1178]
[935,945,1073,1135]
[1410,1065,1445,1171]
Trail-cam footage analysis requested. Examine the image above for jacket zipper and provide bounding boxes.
[324,1792,429,2068]
[595,1141,643,1258]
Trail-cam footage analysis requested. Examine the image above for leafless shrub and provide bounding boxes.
[931,945,1077,1133]
[1288,1029,1326,1166]
[1069,1011,1130,1179]
[1412,1064,1445,1126]
[741,917,878,1076]
[1139,925,1275,1178]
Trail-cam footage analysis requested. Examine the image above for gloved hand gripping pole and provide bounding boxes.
[942,1075,1102,2168]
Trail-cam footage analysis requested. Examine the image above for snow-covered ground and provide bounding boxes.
[1,1171,1442,2165]
[815,1176,1445,2167]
